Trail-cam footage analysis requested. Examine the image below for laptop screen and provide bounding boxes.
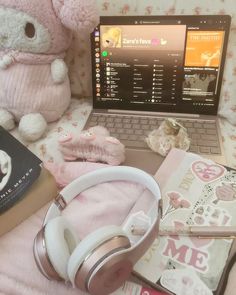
[91,15,231,115]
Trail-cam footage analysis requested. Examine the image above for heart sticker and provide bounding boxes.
[173,221,212,248]
[215,182,236,203]
[191,161,226,183]
[160,269,213,295]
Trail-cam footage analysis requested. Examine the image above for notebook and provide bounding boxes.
[85,15,231,174]
[132,148,236,295]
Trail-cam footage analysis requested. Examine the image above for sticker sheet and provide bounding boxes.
[134,148,236,294]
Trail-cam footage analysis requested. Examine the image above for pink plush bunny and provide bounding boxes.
[0,0,98,141]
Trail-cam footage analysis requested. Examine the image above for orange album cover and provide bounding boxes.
[185,31,225,67]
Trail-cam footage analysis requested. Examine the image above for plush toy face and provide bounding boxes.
[0,7,51,53]
[0,0,99,55]
[0,0,99,56]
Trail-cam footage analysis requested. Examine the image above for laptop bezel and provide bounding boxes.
[91,15,231,116]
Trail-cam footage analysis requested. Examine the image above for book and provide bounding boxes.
[133,148,236,295]
[0,127,58,236]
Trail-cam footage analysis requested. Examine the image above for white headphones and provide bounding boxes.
[33,166,162,295]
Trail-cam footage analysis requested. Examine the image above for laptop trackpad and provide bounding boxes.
[123,149,164,175]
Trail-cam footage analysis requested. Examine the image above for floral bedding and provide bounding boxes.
[10,98,236,169]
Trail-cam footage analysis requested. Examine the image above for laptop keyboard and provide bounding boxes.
[86,113,221,155]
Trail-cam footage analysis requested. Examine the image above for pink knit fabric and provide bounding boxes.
[0,0,98,132]
[0,52,66,65]
[0,63,71,121]
[59,126,126,165]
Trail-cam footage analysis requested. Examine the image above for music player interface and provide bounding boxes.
[183,30,224,105]
[92,16,230,114]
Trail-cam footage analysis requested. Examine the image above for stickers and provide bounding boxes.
[160,269,213,295]
[172,221,213,248]
[113,281,165,295]
[192,204,231,226]
[191,161,226,183]
[214,182,236,204]
[162,192,191,219]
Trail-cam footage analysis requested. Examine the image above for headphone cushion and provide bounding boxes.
[67,225,128,284]
[44,216,80,281]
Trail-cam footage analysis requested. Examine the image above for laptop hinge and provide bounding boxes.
[107,109,200,118]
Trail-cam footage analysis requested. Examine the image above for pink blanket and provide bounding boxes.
[0,161,235,295]
[0,162,153,295]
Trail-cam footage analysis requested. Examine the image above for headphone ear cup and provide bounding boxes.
[67,225,131,290]
[43,216,80,281]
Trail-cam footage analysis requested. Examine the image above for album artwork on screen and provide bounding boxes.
[0,127,42,214]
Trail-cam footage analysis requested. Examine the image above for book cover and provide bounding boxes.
[0,127,58,236]
[0,126,42,214]
[133,148,236,295]
[0,167,58,236]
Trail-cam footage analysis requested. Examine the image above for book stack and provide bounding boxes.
[0,127,58,236]
[133,148,236,295]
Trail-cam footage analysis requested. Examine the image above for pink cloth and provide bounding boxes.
[45,161,110,188]
[0,0,98,56]
[0,162,154,294]
[45,161,154,238]
[0,52,66,65]
[58,126,126,165]
[0,0,98,124]
[0,161,235,294]
[0,63,71,121]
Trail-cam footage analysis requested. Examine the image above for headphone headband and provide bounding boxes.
[36,166,162,295]
[44,166,161,225]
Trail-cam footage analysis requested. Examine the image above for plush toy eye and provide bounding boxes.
[80,131,95,140]
[25,22,36,38]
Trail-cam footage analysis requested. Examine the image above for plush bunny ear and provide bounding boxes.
[52,0,99,32]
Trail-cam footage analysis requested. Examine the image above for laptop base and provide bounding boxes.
[124,149,165,175]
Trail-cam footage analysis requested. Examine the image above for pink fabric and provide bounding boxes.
[45,161,110,188]
[0,0,71,55]
[52,0,99,32]
[0,63,71,121]
[0,162,154,294]
[58,126,126,165]
[0,207,86,295]
[0,0,98,56]
[0,51,66,65]
[45,161,154,238]
[0,0,99,129]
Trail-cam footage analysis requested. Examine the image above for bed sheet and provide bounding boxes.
[1,98,236,295]
[10,98,236,169]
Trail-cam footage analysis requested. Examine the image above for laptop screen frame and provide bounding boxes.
[91,15,231,116]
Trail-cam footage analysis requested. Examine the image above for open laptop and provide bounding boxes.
[85,15,231,174]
